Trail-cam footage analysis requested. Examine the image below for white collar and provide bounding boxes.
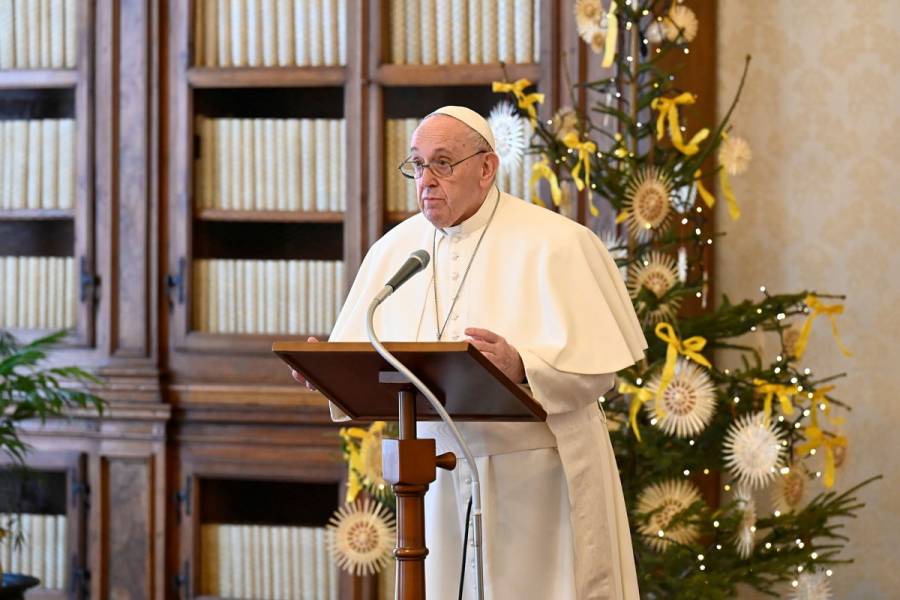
[438,187,499,238]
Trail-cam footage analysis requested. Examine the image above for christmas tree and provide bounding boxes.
[329,2,879,598]
[488,1,879,598]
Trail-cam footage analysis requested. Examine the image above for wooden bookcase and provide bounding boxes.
[0,451,88,600]
[0,0,96,347]
[3,1,730,599]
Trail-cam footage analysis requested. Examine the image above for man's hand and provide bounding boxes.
[464,327,526,383]
[290,337,320,391]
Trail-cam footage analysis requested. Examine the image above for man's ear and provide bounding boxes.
[482,152,500,184]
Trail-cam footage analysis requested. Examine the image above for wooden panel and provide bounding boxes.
[101,457,153,600]
[0,70,79,89]
[187,66,346,88]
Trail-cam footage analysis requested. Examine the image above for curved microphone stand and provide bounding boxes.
[366,288,485,600]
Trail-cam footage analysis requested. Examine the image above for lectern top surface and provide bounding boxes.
[272,341,546,422]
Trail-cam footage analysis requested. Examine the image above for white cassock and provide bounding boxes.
[329,187,647,600]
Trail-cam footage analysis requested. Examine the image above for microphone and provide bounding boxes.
[373,250,430,305]
[385,249,430,291]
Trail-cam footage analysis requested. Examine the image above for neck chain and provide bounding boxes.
[432,187,501,340]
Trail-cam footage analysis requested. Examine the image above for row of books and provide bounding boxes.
[383,117,539,211]
[0,513,66,590]
[200,523,338,600]
[0,256,75,330]
[195,117,346,213]
[193,0,347,68]
[192,259,345,335]
[0,119,76,211]
[0,0,77,70]
[388,0,541,65]
[383,119,419,213]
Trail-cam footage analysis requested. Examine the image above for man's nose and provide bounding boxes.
[419,166,439,187]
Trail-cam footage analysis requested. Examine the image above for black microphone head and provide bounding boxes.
[411,249,430,268]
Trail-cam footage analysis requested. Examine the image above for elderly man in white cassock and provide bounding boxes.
[292,106,646,599]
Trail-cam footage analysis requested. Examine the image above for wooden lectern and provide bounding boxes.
[273,341,546,600]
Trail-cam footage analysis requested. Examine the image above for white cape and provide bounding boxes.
[329,191,646,599]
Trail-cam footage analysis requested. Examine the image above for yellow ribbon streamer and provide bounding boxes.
[794,295,852,359]
[650,92,710,156]
[619,381,656,442]
[796,425,847,488]
[529,155,561,208]
[492,78,545,125]
[752,379,796,425]
[561,132,600,216]
[602,1,618,68]
[339,422,386,502]
[718,167,741,220]
[654,322,711,403]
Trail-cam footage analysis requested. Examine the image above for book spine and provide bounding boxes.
[216,0,230,66]
[63,0,75,67]
[39,0,50,68]
[230,0,245,66]
[276,0,294,66]
[300,119,314,212]
[436,0,451,64]
[514,0,532,63]
[246,0,261,66]
[241,119,253,210]
[26,120,42,209]
[293,0,308,66]
[467,0,484,65]
[389,0,405,64]
[420,0,436,65]
[260,0,276,66]
[314,120,328,212]
[337,0,347,65]
[41,119,56,209]
[328,119,340,211]
[275,119,288,211]
[263,118,276,211]
[321,0,337,66]
[58,118,74,209]
[451,0,468,64]
[403,0,420,64]
[308,0,322,66]
[481,0,497,63]
[0,0,13,69]
[498,0,515,63]
[49,0,64,67]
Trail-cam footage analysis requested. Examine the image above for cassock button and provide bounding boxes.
[451,334,460,341]
[450,272,459,280]
[451,252,459,260]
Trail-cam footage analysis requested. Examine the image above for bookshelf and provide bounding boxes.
[165,2,560,598]
[0,0,95,346]
[0,451,88,600]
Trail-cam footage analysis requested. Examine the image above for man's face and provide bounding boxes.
[409,116,493,228]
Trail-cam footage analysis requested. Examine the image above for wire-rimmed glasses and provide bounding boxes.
[398,150,488,180]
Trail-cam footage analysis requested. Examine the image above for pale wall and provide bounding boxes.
[716,1,900,598]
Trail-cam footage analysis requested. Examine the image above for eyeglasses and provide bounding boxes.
[398,150,489,180]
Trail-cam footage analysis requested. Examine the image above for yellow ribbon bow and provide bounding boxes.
[602,1,619,68]
[619,381,657,442]
[339,422,386,502]
[529,155,562,208]
[561,132,600,216]
[796,425,848,488]
[794,295,852,359]
[650,93,710,156]
[492,78,545,125]
[808,385,845,428]
[693,169,741,221]
[654,322,712,403]
[752,379,796,425]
